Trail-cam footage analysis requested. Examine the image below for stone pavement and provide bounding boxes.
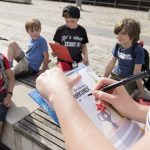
[1,2,150,149]
[0,0,150,78]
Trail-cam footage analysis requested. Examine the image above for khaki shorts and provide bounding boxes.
[111,72,136,95]
[12,57,30,76]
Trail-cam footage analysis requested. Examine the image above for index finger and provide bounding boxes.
[94,77,116,90]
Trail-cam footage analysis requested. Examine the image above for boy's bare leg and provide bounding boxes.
[7,41,24,64]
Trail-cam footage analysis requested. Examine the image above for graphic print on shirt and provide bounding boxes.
[53,25,88,62]
[118,51,133,60]
[62,35,83,48]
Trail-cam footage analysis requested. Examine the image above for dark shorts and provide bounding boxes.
[111,72,136,95]
[0,93,8,121]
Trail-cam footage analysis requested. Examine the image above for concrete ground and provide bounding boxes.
[0,0,150,75]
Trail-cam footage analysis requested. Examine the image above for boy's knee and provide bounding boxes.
[8,41,18,48]
[15,51,25,62]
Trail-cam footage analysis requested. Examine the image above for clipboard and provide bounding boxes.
[49,43,73,63]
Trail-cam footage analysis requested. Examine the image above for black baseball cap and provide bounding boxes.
[62,5,80,18]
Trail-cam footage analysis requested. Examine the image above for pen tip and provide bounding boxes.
[87,93,92,96]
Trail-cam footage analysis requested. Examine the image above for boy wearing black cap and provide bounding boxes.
[53,5,89,71]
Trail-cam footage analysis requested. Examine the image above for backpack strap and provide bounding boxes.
[0,53,9,89]
[130,43,138,59]
[115,43,121,58]
[115,43,121,50]
[132,43,149,71]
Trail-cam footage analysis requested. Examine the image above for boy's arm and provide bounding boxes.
[6,69,15,94]
[81,44,88,65]
[133,64,144,98]
[41,51,49,73]
[104,56,117,77]
[3,69,15,107]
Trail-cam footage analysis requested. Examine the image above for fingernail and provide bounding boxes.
[92,91,98,97]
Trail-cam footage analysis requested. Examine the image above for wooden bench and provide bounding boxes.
[14,108,66,150]
[16,59,57,88]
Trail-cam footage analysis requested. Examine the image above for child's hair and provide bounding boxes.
[62,5,80,18]
[25,18,41,32]
[114,18,141,44]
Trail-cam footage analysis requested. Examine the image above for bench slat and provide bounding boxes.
[25,115,64,140]
[15,123,65,150]
[18,118,66,149]
[31,111,61,133]
[35,109,59,126]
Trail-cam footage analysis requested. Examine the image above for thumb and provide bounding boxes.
[68,75,81,88]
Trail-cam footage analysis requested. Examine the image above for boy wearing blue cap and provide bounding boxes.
[52,5,89,71]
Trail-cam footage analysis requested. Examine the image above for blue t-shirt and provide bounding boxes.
[112,44,145,78]
[26,36,48,72]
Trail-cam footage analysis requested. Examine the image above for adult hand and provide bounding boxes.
[92,77,135,118]
[36,67,81,104]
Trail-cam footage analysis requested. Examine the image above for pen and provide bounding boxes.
[88,70,150,96]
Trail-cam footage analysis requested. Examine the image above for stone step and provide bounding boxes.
[2,0,31,4]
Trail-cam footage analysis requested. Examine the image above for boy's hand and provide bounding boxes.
[3,95,12,107]
[51,52,57,57]
[83,55,89,65]
[37,70,44,75]
[38,69,48,76]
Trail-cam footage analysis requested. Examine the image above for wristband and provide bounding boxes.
[7,91,13,96]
